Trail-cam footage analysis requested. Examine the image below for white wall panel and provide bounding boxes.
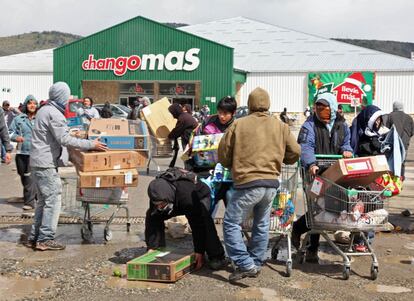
[0,72,53,107]
[240,72,307,112]
[375,72,414,113]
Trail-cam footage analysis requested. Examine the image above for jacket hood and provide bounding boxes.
[148,178,175,204]
[393,101,404,112]
[49,82,70,112]
[247,87,270,112]
[316,93,338,119]
[168,103,183,119]
[22,94,38,113]
[357,105,385,132]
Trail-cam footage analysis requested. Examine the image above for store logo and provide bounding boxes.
[81,48,200,76]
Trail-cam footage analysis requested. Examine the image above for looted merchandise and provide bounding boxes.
[321,155,390,186]
[68,148,147,172]
[77,169,138,188]
[88,118,149,150]
[141,98,176,139]
[127,249,195,282]
[191,133,224,167]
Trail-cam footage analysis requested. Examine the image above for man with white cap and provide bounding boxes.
[27,82,107,251]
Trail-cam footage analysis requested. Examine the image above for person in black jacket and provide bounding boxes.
[100,101,113,119]
[144,176,226,270]
[168,103,198,150]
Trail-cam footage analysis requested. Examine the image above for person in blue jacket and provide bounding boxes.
[9,95,39,210]
[292,93,353,263]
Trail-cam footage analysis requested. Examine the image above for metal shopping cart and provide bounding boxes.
[300,155,391,280]
[242,163,300,277]
[61,175,131,242]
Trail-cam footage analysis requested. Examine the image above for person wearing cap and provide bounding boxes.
[27,82,107,251]
[8,95,39,210]
[218,87,300,282]
[2,100,20,128]
[292,93,353,263]
[77,97,100,120]
[144,174,226,271]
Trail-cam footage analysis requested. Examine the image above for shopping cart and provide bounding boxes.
[300,155,391,280]
[242,163,300,277]
[76,187,131,242]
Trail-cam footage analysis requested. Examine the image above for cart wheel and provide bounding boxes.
[342,267,350,280]
[104,228,113,241]
[126,222,131,232]
[286,261,293,277]
[81,224,93,241]
[271,247,279,260]
[370,266,378,280]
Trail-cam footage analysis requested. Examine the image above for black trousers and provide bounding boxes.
[145,201,225,260]
[292,214,320,252]
[15,154,37,206]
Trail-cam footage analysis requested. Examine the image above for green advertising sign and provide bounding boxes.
[308,72,375,112]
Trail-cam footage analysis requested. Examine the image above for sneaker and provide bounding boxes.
[229,266,260,282]
[305,249,319,263]
[23,240,36,249]
[291,231,301,250]
[22,204,34,211]
[208,257,228,270]
[354,244,368,253]
[35,240,66,251]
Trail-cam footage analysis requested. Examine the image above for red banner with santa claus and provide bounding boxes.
[308,72,375,111]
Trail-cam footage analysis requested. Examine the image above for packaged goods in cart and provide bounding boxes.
[191,133,224,167]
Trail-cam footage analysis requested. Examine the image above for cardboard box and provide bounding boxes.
[321,155,390,186]
[191,133,223,167]
[127,249,195,282]
[88,118,149,150]
[78,169,138,188]
[68,148,147,172]
[141,98,176,139]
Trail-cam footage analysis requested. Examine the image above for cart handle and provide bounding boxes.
[315,154,344,159]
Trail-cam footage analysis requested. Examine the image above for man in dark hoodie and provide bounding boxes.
[9,95,39,210]
[168,103,198,168]
[27,82,107,251]
[145,173,226,270]
[218,87,300,282]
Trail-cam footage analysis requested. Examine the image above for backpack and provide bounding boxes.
[156,167,198,187]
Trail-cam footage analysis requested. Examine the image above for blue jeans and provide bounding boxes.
[223,187,277,270]
[29,168,62,242]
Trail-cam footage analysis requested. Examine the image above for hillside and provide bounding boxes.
[0,31,81,56]
[334,38,414,59]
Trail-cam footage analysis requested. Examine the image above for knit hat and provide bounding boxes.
[248,87,270,112]
[49,82,70,111]
[393,101,404,112]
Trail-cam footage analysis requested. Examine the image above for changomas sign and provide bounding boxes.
[81,48,200,76]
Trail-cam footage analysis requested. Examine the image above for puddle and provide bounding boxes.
[289,281,312,289]
[106,277,170,289]
[0,275,52,300]
[365,284,411,294]
[234,287,294,301]
[403,242,414,250]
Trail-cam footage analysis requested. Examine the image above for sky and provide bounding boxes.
[1,0,413,42]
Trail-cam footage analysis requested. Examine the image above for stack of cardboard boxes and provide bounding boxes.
[68,119,149,191]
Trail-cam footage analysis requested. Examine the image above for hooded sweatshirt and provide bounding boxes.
[8,95,38,155]
[30,82,95,168]
[168,103,198,148]
[0,107,13,153]
[218,87,300,187]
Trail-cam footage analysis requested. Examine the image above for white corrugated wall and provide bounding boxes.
[0,72,53,107]
[239,72,307,113]
[375,72,414,113]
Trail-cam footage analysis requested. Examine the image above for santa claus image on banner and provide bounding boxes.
[332,72,372,105]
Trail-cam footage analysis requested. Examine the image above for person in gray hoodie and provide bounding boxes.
[0,107,13,164]
[27,82,107,251]
[9,95,39,210]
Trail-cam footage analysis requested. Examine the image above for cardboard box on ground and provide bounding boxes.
[88,118,149,150]
[321,155,390,187]
[127,249,195,282]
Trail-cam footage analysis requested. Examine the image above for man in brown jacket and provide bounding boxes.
[218,87,300,282]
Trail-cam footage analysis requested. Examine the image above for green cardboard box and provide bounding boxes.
[127,249,195,282]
